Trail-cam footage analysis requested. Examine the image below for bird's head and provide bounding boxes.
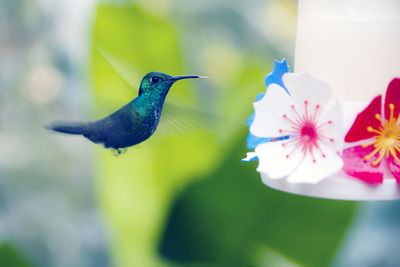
[138,72,205,98]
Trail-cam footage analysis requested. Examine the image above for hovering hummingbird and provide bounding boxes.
[46,72,206,155]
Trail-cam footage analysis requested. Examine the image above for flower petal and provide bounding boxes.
[387,156,400,184]
[255,140,302,179]
[384,78,400,120]
[342,145,384,184]
[344,95,382,142]
[282,73,331,112]
[287,143,343,184]
[318,99,344,152]
[250,84,294,138]
[246,112,274,149]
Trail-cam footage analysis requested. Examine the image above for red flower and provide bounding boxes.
[343,78,400,184]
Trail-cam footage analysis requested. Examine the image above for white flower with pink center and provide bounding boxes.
[250,73,343,184]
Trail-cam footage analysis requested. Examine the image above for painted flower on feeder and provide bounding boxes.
[245,59,290,155]
[249,73,343,183]
[343,78,400,185]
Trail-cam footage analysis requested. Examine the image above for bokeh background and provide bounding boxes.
[1,0,400,267]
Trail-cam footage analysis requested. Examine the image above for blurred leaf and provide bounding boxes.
[159,132,356,267]
[0,244,34,267]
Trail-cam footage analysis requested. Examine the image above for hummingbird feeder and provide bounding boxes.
[244,0,400,200]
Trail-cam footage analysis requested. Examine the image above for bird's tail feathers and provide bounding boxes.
[45,121,89,135]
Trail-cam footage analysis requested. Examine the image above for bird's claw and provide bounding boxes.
[112,148,128,157]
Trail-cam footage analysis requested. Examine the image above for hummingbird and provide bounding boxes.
[46,72,206,155]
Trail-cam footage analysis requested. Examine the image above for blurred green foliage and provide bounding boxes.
[90,2,356,267]
[160,138,355,267]
[0,244,34,267]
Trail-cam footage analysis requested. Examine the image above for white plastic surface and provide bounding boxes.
[294,0,400,101]
[261,171,400,201]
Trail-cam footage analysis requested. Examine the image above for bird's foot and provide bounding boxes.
[111,148,128,157]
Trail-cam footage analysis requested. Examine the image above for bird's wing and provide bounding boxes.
[85,108,139,148]
[97,47,140,92]
[156,102,219,136]
[84,116,123,145]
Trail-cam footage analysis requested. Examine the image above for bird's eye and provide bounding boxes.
[150,77,161,83]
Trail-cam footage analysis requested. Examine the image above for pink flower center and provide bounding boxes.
[279,100,334,163]
[300,122,317,143]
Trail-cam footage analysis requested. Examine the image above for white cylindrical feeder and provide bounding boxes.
[294,0,400,101]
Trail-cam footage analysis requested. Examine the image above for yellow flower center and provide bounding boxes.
[362,103,400,166]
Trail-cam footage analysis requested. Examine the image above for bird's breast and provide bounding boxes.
[135,107,161,134]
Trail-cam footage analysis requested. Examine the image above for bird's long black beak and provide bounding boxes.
[169,75,208,82]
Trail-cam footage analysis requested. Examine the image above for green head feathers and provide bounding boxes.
[138,72,205,98]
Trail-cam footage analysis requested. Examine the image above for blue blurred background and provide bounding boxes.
[0,0,399,267]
